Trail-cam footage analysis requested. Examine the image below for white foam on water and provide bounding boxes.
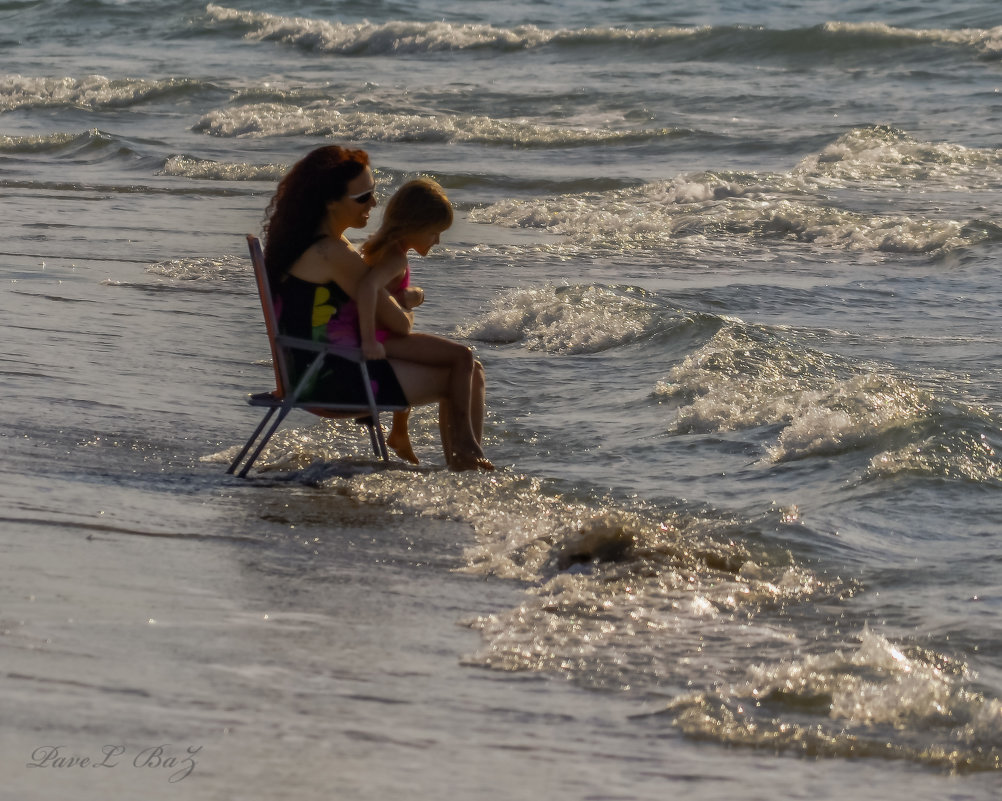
[241,462,834,694]
[665,625,1002,769]
[867,429,1002,485]
[158,154,286,182]
[822,21,1002,57]
[0,131,82,151]
[470,127,997,254]
[194,101,675,146]
[0,74,196,110]
[204,3,701,54]
[471,179,977,254]
[667,626,1002,770]
[145,254,249,283]
[456,284,656,354]
[795,125,1002,191]
[657,323,935,461]
[768,374,931,461]
[205,4,557,52]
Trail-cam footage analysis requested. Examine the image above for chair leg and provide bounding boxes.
[365,414,389,461]
[373,416,390,462]
[356,360,389,462]
[226,406,279,475]
[237,405,293,478]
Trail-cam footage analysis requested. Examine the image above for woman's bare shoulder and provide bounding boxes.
[291,235,368,290]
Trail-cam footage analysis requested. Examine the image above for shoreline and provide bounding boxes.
[2,507,999,800]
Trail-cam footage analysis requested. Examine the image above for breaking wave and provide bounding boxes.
[202,6,1002,60]
[665,626,1002,772]
[158,154,287,181]
[796,125,1002,190]
[203,4,699,55]
[470,127,1002,254]
[455,284,660,354]
[0,74,204,111]
[822,21,1002,58]
[194,101,685,147]
[656,320,1002,483]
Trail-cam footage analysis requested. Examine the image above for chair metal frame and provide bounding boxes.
[227,234,407,478]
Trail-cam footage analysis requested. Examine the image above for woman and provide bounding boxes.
[263,145,492,471]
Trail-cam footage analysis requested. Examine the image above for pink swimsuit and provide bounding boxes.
[374,263,411,343]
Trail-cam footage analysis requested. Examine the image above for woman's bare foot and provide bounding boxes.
[450,454,495,471]
[387,428,419,464]
[448,443,494,471]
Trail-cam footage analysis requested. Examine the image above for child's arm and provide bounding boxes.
[394,285,425,310]
[358,259,410,360]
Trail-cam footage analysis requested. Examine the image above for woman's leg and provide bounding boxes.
[441,363,486,460]
[471,360,486,445]
[438,398,452,466]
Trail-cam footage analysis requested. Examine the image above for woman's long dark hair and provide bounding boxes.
[263,145,370,288]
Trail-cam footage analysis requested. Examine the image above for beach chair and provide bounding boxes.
[226,234,407,478]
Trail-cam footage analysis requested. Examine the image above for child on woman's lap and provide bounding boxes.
[358,179,492,471]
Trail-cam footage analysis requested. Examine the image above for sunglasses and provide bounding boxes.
[347,189,376,204]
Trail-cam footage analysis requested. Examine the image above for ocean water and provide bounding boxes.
[2,0,1002,798]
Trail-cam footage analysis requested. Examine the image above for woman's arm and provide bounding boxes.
[299,238,413,351]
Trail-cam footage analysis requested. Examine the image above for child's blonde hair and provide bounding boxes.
[362,178,453,261]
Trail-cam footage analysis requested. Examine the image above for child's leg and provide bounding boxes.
[384,334,462,463]
[386,409,417,464]
[384,333,488,469]
[383,332,472,369]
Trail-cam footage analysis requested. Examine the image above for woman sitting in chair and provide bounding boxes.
[263,145,492,471]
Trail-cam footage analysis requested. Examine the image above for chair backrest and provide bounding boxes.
[246,234,291,399]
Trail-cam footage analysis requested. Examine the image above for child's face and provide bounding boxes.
[410,226,446,257]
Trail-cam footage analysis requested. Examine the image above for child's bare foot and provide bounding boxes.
[387,428,419,464]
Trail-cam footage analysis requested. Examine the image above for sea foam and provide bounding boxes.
[822,21,1002,57]
[667,626,1002,771]
[657,322,935,462]
[204,3,699,55]
[159,154,286,182]
[456,284,656,354]
[195,101,678,146]
[796,125,1002,190]
[0,74,198,111]
[470,127,996,254]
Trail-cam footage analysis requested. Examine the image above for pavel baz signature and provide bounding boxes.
[27,744,202,783]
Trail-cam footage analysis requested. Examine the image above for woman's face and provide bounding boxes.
[328,167,377,230]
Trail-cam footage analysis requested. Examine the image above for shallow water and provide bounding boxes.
[2,0,1002,797]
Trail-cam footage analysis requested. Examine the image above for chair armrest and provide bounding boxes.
[274,334,364,362]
